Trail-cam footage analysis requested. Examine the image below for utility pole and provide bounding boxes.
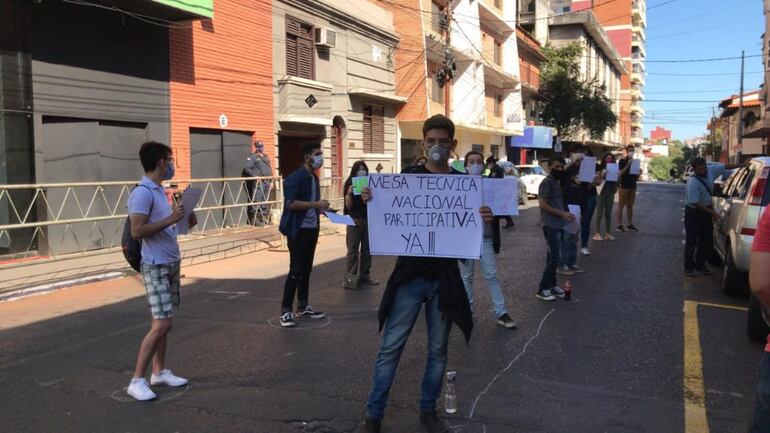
[711,106,716,161]
[443,6,452,118]
[737,50,745,163]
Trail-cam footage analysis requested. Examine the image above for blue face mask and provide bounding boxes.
[164,161,175,180]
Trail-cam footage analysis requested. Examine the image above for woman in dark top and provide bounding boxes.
[343,161,379,288]
[594,153,619,241]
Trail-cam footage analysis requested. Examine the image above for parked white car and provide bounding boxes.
[516,164,547,197]
[711,157,770,340]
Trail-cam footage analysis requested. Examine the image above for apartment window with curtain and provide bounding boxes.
[429,62,445,104]
[286,17,314,80]
[491,145,500,159]
[494,94,503,117]
[363,104,385,154]
[494,40,502,65]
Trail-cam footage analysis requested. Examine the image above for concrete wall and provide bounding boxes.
[30,0,171,183]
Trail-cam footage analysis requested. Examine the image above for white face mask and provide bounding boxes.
[356,170,368,177]
[466,163,484,176]
[310,154,323,169]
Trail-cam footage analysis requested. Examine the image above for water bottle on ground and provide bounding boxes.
[444,371,457,414]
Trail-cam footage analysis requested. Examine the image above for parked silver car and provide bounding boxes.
[711,157,770,340]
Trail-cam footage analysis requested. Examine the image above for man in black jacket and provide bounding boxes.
[358,115,493,433]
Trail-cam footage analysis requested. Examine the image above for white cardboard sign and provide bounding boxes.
[482,178,519,216]
[367,173,484,259]
[565,204,581,234]
[630,159,642,175]
[605,163,620,182]
[578,156,597,183]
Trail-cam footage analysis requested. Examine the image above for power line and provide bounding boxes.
[647,0,679,10]
[647,71,764,76]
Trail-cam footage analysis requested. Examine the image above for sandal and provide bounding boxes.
[605,234,615,241]
[593,233,604,241]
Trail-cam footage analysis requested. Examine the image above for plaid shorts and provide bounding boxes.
[140,261,181,319]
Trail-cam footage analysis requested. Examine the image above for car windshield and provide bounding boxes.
[519,166,544,176]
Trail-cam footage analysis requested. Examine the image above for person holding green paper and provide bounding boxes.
[343,161,379,289]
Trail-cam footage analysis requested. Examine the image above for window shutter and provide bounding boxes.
[372,106,384,153]
[297,37,314,80]
[363,105,373,153]
[286,35,298,76]
[286,17,314,80]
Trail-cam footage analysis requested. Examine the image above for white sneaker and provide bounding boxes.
[580,247,591,256]
[127,378,157,401]
[150,369,188,387]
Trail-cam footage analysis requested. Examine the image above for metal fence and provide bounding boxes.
[0,175,345,260]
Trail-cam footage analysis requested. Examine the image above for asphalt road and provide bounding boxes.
[0,183,763,433]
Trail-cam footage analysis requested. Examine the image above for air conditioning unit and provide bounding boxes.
[315,27,336,49]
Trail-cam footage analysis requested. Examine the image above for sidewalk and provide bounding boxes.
[0,222,341,300]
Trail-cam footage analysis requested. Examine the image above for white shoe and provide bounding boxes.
[127,378,157,401]
[150,369,188,387]
[580,247,591,256]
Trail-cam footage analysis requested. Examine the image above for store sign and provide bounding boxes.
[219,114,228,128]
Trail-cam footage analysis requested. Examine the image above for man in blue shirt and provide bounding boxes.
[684,157,729,276]
[126,141,197,401]
[278,142,330,328]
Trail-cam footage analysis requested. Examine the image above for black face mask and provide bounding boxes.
[551,170,565,180]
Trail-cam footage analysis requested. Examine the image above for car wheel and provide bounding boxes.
[748,295,770,342]
[722,245,748,297]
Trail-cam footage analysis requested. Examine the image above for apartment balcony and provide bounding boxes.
[630,101,645,116]
[632,0,647,28]
[632,23,646,42]
[631,115,643,129]
[631,134,645,145]
[631,66,646,86]
[479,0,514,33]
[520,62,541,93]
[630,84,644,100]
[483,61,519,90]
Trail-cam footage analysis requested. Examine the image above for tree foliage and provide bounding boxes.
[540,43,618,140]
[649,156,673,181]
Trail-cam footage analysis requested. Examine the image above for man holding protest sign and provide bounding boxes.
[537,156,576,301]
[460,151,516,329]
[357,115,493,433]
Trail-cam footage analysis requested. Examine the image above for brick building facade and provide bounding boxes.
[169,0,275,181]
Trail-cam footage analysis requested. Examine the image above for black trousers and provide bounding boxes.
[684,206,713,271]
[282,228,319,313]
[245,180,257,224]
[346,222,371,279]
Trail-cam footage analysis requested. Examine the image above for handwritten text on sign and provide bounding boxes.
[367,174,483,259]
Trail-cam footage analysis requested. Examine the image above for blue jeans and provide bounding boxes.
[560,229,578,267]
[582,196,597,248]
[751,352,770,432]
[460,237,508,318]
[366,278,451,420]
[539,226,562,291]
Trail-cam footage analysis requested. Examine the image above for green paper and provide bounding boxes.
[352,176,369,195]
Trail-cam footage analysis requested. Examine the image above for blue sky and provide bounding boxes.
[643,0,764,140]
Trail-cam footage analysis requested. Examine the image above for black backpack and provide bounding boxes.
[121,185,154,272]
